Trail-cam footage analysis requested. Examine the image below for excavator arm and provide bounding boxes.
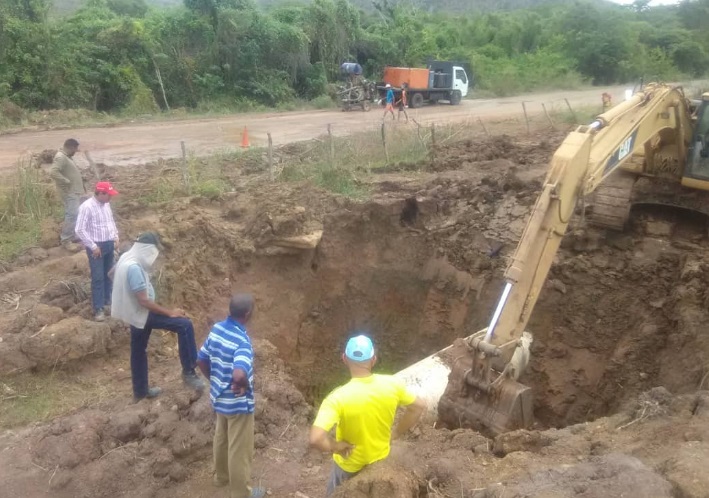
[396,84,696,435]
[487,84,692,350]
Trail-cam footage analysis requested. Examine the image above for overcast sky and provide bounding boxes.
[608,0,679,5]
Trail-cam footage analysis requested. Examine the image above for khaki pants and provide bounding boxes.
[214,412,255,498]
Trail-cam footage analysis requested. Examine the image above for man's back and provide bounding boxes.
[199,317,255,415]
[313,374,415,472]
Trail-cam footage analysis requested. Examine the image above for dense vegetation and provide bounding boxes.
[0,0,708,115]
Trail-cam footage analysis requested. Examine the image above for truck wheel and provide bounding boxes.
[410,93,424,109]
[450,90,462,105]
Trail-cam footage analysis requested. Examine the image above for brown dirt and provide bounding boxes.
[2,125,709,498]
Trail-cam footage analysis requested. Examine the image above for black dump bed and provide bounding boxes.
[427,61,454,89]
[426,60,473,90]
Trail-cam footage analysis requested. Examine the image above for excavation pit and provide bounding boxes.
[146,142,709,435]
[4,131,709,498]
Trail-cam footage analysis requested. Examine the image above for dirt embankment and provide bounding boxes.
[2,129,709,497]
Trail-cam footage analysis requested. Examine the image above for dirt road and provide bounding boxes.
[0,85,631,168]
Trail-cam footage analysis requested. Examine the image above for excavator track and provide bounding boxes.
[588,171,636,230]
[631,176,709,218]
[589,172,709,231]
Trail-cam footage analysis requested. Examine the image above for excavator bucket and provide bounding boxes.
[436,339,534,436]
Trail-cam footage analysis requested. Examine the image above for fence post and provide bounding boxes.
[381,122,390,164]
[477,117,489,136]
[564,98,578,124]
[84,151,102,181]
[180,141,191,194]
[430,123,436,165]
[267,132,274,180]
[541,103,555,129]
[521,102,530,135]
[327,123,335,165]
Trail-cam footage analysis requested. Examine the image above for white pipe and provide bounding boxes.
[395,353,453,421]
[484,282,513,342]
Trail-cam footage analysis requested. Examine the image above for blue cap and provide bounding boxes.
[345,335,375,362]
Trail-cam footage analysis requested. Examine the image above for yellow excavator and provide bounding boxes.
[396,83,709,435]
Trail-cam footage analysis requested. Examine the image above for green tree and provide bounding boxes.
[559,3,633,84]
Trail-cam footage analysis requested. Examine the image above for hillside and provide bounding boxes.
[51,0,570,15]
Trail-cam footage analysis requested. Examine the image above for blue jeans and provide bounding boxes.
[61,193,81,242]
[326,462,360,496]
[86,240,114,314]
[130,312,198,398]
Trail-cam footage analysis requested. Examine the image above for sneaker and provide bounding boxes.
[94,310,106,322]
[182,371,205,391]
[103,304,111,314]
[134,386,162,402]
[61,241,82,253]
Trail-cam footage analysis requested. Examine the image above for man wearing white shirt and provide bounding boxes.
[75,181,119,322]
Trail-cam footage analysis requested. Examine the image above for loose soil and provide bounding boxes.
[2,123,709,498]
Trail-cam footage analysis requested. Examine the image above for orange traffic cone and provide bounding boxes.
[241,127,250,148]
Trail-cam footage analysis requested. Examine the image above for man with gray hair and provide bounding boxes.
[197,294,265,498]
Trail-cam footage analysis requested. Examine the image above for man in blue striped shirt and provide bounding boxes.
[197,294,264,498]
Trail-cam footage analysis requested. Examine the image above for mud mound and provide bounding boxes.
[337,389,709,498]
[0,302,127,375]
[27,392,211,497]
[432,132,564,172]
[2,338,311,498]
[333,461,420,498]
[473,454,674,498]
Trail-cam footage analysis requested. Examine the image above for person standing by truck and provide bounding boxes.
[397,83,409,123]
[383,83,395,121]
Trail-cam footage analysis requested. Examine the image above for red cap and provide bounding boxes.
[95,181,119,196]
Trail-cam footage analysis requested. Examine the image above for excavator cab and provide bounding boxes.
[683,94,709,184]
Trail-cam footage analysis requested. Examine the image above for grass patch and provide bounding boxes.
[0,94,354,134]
[0,371,113,429]
[279,122,430,196]
[0,158,61,262]
[278,119,481,197]
[0,106,121,133]
[311,94,336,110]
[139,148,240,205]
[549,103,603,126]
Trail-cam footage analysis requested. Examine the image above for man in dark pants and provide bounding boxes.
[111,232,204,400]
[75,181,119,322]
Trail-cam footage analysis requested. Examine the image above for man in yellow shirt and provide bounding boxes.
[309,335,426,496]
